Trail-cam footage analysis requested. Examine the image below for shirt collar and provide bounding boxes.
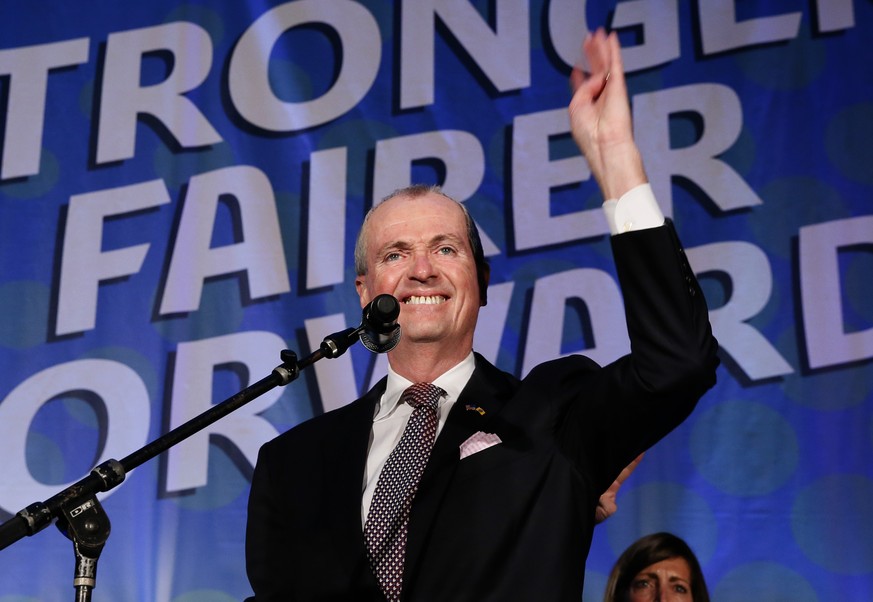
[376,351,476,420]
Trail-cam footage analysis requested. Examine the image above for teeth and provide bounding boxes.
[405,295,446,305]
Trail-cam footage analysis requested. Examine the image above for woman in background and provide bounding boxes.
[604,532,710,602]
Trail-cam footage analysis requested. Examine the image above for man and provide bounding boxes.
[245,30,718,601]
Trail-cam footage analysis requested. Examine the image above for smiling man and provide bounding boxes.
[244,30,719,602]
[354,188,486,381]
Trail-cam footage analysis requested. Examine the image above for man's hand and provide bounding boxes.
[595,453,645,524]
[569,29,646,201]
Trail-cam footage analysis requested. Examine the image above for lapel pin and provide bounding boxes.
[465,404,486,415]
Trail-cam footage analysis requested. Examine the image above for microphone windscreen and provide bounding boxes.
[360,326,402,353]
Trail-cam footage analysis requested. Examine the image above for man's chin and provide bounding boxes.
[396,324,449,345]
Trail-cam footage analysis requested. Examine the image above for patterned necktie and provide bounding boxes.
[364,382,445,601]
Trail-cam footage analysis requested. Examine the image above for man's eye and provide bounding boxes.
[437,246,455,255]
[385,252,401,261]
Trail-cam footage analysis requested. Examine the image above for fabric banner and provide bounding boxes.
[1,1,871,600]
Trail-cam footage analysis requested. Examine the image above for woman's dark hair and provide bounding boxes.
[604,532,710,602]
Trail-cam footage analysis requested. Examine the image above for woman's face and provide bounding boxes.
[627,556,693,601]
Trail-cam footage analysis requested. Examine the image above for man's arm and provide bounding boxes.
[560,30,718,496]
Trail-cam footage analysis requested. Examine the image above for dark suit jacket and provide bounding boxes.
[245,222,718,601]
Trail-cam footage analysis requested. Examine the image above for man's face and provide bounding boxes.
[355,193,482,353]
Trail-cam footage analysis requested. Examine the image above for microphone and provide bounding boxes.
[359,294,402,353]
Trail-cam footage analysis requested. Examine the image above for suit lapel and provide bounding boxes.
[319,360,518,591]
[321,379,385,579]
[404,354,518,584]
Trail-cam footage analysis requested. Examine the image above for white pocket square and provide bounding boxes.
[459,431,502,459]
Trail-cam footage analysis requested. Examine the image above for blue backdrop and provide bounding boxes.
[1,1,871,600]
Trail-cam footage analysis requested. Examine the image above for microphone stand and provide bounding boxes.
[0,321,370,601]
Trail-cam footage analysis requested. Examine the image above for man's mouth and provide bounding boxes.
[403,295,447,305]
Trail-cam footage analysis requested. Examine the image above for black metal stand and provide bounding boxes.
[56,494,111,602]
[0,296,398,599]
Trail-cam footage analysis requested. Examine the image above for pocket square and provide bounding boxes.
[459,431,502,459]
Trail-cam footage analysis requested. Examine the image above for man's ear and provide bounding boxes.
[479,263,491,306]
[355,277,369,308]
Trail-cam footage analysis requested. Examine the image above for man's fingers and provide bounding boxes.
[569,67,585,94]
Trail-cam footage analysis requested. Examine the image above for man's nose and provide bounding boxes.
[408,252,436,280]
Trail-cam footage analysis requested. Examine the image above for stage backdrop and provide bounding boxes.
[1,1,871,600]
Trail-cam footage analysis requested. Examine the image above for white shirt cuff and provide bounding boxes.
[602,183,665,235]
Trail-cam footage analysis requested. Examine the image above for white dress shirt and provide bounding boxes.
[362,352,476,525]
